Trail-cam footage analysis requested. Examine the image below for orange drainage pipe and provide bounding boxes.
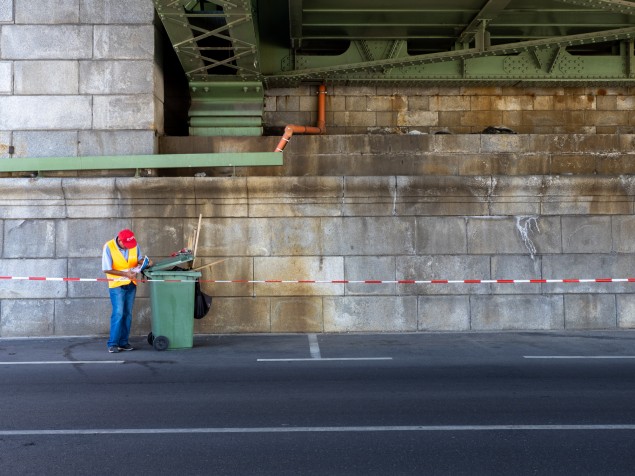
[274,84,326,152]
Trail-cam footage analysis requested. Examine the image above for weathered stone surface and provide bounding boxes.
[53,298,113,336]
[13,61,79,95]
[271,297,323,333]
[198,218,272,257]
[561,216,612,253]
[13,131,78,157]
[471,295,564,330]
[0,0,12,22]
[324,296,417,332]
[4,220,55,258]
[397,255,490,295]
[254,257,344,296]
[0,96,92,130]
[564,294,616,329]
[0,259,67,298]
[1,25,92,59]
[491,255,542,294]
[468,216,561,255]
[417,217,467,254]
[78,130,156,156]
[343,176,396,216]
[344,256,396,296]
[15,0,78,24]
[80,0,154,24]
[93,25,154,60]
[418,295,470,331]
[322,217,416,256]
[0,300,54,337]
[80,60,153,94]
[616,295,635,329]
[270,218,323,255]
[198,257,254,298]
[92,94,154,130]
[0,62,11,95]
[194,297,271,334]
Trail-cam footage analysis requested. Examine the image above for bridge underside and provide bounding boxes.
[154,0,635,135]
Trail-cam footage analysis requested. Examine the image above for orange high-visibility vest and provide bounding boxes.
[105,239,138,288]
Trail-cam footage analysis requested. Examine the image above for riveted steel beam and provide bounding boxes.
[265,26,635,85]
[556,0,635,16]
[457,0,511,45]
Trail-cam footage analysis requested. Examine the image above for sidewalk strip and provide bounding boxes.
[257,357,392,362]
[0,361,125,365]
[524,356,635,359]
[2,424,635,436]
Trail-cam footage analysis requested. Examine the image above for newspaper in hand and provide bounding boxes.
[130,256,150,274]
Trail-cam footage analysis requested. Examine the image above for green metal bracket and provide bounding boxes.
[0,152,282,175]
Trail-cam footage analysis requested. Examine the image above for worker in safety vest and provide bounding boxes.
[102,229,152,353]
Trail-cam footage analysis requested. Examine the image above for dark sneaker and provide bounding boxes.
[108,346,120,353]
[118,344,134,351]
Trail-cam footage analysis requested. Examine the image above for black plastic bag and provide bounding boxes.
[194,280,212,319]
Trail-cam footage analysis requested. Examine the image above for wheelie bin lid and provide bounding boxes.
[145,252,194,272]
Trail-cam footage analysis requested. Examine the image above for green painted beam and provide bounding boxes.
[0,153,283,173]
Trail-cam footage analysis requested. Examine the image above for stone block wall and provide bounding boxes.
[264,85,635,135]
[0,0,158,159]
[1,134,635,337]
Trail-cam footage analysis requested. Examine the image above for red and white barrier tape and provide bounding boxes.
[1,276,635,284]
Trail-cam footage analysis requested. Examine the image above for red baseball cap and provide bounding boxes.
[118,229,137,249]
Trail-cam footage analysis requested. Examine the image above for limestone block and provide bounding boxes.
[0,0,12,22]
[1,25,92,59]
[561,216,612,253]
[585,111,629,126]
[612,216,635,253]
[343,176,397,216]
[0,179,66,219]
[541,254,635,294]
[430,135,480,153]
[194,297,271,334]
[94,25,154,60]
[396,175,491,216]
[344,256,396,296]
[551,154,597,175]
[271,297,323,333]
[54,298,114,336]
[198,218,272,257]
[415,154,458,176]
[248,176,343,217]
[417,295,470,331]
[467,216,561,255]
[0,62,11,94]
[92,94,155,130]
[15,0,78,24]
[397,255,490,295]
[276,95,299,111]
[80,0,154,24]
[491,95,533,111]
[471,295,564,330]
[78,130,155,156]
[254,256,344,296]
[56,218,132,258]
[132,218,187,258]
[0,259,67,298]
[397,111,438,127]
[67,257,109,299]
[322,217,416,256]
[480,134,524,153]
[345,96,367,111]
[616,295,635,328]
[0,131,10,157]
[0,300,54,337]
[0,96,92,130]
[80,60,153,94]
[334,111,377,127]
[4,220,55,258]
[564,294,616,329]
[323,296,417,332]
[491,255,542,294]
[194,177,249,218]
[198,257,254,297]
[13,131,78,157]
[270,218,323,255]
[430,95,470,111]
[416,217,467,254]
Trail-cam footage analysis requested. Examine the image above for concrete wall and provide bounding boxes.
[0,0,158,159]
[1,135,635,337]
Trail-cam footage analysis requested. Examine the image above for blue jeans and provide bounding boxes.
[107,283,137,348]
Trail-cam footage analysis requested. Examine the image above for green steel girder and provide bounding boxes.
[264,27,635,86]
[0,153,282,176]
[556,0,635,16]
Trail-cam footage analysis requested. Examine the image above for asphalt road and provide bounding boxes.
[2,331,635,475]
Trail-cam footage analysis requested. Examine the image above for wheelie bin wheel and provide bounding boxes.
[147,332,154,346]
[153,335,169,351]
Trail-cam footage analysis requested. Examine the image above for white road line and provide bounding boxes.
[0,361,125,365]
[257,357,393,362]
[2,424,635,436]
[524,356,635,359]
[308,333,321,359]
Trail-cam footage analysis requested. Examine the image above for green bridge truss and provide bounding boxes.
[154,0,635,136]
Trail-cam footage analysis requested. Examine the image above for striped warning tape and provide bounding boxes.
[0,276,634,285]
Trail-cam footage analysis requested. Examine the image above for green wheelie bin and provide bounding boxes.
[143,253,201,351]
